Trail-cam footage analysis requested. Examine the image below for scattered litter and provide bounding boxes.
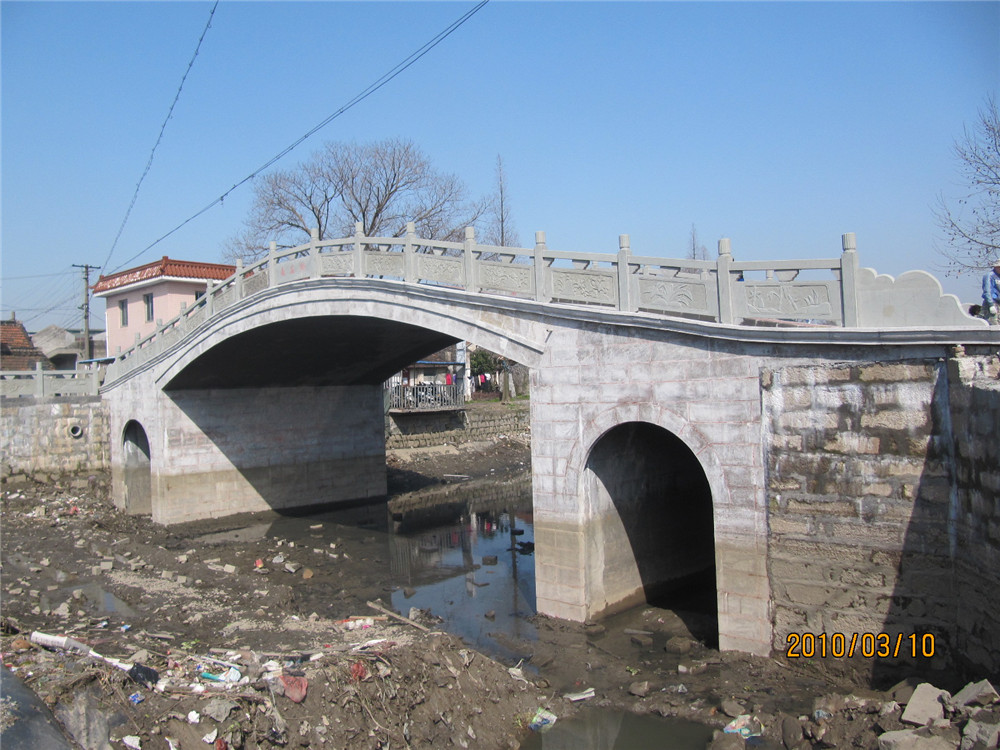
[187,710,201,724]
[201,728,218,744]
[279,674,308,702]
[529,708,557,733]
[507,660,529,684]
[123,736,142,749]
[564,687,595,702]
[725,714,763,738]
[128,691,144,705]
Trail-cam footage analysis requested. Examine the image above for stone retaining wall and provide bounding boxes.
[764,351,1000,679]
[385,402,529,450]
[1,397,110,482]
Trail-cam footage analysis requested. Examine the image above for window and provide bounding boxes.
[119,299,129,327]
[144,293,154,322]
[194,290,204,301]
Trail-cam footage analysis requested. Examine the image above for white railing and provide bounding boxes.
[101,226,883,382]
[0,364,102,398]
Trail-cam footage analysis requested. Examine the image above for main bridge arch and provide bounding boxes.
[148,281,549,391]
[104,280,550,526]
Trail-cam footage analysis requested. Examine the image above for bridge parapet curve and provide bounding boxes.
[103,225,987,386]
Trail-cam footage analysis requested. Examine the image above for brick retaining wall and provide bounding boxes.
[385,402,530,450]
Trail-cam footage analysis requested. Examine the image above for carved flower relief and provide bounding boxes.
[321,254,354,276]
[366,253,405,277]
[479,264,531,293]
[551,271,615,303]
[744,284,832,315]
[638,279,706,311]
[418,256,464,285]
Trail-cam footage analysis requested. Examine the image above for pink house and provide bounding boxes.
[93,257,235,355]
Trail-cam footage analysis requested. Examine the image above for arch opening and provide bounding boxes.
[586,421,718,645]
[122,420,152,515]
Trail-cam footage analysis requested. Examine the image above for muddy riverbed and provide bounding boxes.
[0,439,980,749]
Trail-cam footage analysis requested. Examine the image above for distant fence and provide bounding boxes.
[0,365,102,399]
[384,383,464,412]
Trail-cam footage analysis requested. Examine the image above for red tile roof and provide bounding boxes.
[92,257,235,294]
[0,319,52,371]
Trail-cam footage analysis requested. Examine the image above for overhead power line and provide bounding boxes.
[111,0,491,273]
[101,0,220,276]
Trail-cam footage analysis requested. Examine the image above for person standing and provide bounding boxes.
[983,263,1000,323]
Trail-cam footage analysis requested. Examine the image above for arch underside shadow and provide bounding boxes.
[587,421,718,645]
[164,316,459,390]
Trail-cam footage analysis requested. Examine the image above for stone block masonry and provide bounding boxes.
[764,352,1000,677]
[1,396,109,482]
[385,402,529,450]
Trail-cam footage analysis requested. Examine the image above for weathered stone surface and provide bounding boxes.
[901,684,950,726]
[628,680,650,697]
[720,699,745,718]
[878,727,961,750]
[952,680,999,708]
[960,708,1000,750]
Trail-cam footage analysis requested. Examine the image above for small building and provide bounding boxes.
[32,325,107,369]
[0,316,52,371]
[93,257,235,356]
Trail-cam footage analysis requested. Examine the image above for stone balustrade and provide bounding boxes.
[104,225,986,384]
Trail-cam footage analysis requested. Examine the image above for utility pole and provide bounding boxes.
[73,264,99,362]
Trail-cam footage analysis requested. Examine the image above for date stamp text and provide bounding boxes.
[785,632,936,659]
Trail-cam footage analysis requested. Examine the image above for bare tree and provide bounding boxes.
[224,138,484,263]
[482,155,520,248]
[688,224,709,261]
[936,96,1000,273]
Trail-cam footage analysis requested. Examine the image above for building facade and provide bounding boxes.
[93,257,235,355]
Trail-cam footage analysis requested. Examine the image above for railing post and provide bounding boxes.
[206,281,215,316]
[353,222,364,278]
[35,361,44,398]
[310,227,320,279]
[463,226,476,292]
[617,234,634,312]
[716,238,734,324]
[234,259,244,299]
[840,232,859,327]
[267,242,277,287]
[404,222,416,283]
[533,231,550,303]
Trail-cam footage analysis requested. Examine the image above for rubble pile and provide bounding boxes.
[2,618,541,749]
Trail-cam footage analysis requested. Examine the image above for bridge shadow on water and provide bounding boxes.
[869,361,999,690]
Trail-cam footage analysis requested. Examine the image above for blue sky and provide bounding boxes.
[2,1,998,331]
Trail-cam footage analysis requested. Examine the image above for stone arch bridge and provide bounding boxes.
[100,226,999,668]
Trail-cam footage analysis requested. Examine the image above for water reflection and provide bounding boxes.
[518,710,715,750]
[389,506,537,661]
[260,474,536,661]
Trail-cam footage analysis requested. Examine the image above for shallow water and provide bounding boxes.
[258,475,537,661]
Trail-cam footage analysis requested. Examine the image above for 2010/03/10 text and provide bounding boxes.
[785,632,936,659]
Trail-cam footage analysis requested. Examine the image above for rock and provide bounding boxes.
[721,700,745,718]
[223,564,236,574]
[782,715,803,749]
[902,684,950,726]
[284,562,302,574]
[960,708,1000,750]
[892,678,923,705]
[665,636,695,655]
[952,680,999,708]
[879,726,961,750]
[630,633,653,648]
[629,681,650,697]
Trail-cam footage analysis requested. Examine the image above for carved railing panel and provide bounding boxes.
[550,269,617,307]
[477,261,533,296]
[417,255,464,287]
